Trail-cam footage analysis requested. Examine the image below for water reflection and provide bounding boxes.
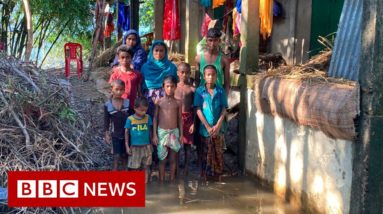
[98,172,298,214]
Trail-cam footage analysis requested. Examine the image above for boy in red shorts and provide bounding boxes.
[175,62,195,175]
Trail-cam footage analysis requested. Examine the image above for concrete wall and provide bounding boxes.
[270,0,312,64]
[245,89,353,213]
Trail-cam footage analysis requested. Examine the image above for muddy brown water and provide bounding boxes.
[97,174,298,214]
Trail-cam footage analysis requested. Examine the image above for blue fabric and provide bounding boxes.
[193,85,228,137]
[273,0,283,17]
[200,0,212,8]
[141,40,177,89]
[112,29,148,70]
[125,114,152,146]
[117,2,130,31]
[236,0,242,14]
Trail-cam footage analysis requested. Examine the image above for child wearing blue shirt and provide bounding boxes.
[193,65,228,182]
[125,97,153,183]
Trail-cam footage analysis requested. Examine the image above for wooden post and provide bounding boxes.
[351,0,383,213]
[130,0,139,30]
[185,0,200,63]
[238,0,259,172]
[154,0,164,40]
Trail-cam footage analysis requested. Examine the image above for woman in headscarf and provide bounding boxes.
[112,29,147,71]
[141,40,178,117]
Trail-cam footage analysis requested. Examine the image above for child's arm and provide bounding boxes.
[194,55,201,87]
[189,92,196,134]
[104,105,112,144]
[152,102,159,145]
[137,73,143,97]
[222,56,231,95]
[178,101,183,141]
[124,129,131,155]
[196,107,213,135]
[212,108,226,136]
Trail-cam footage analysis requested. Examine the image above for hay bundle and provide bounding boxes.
[262,51,336,82]
[0,54,108,213]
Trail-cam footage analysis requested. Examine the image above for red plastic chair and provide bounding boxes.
[64,42,83,78]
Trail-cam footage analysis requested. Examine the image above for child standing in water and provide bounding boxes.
[152,76,182,182]
[175,62,195,176]
[125,97,152,183]
[104,79,130,170]
[109,45,142,113]
[194,65,228,182]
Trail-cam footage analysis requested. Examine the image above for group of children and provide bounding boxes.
[104,28,229,183]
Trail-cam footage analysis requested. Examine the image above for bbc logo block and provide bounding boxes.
[8,171,145,207]
[17,180,78,198]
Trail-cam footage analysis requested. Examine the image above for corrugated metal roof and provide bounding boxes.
[328,0,362,81]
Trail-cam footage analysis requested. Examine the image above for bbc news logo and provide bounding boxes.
[8,171,145,207]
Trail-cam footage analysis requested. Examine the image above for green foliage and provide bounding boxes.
[58,105,77,122]
[139,0,154,34]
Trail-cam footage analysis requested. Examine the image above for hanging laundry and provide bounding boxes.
[212,0,226,9]
[201,13,212,37]
[200,0,212,8]
[104,13,114,38]
[236,0,242,13]
[273,0,283,17]
[117,2,130,32]
[232,8,241,38]
[163,0,181,40]
[259,0,273,39]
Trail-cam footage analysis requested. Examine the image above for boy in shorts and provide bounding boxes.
[125,97,153,183]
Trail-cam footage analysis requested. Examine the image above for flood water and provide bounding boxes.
[98,173,298,214]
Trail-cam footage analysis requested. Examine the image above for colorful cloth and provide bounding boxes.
[201,135,224,175]
[157,127,181,160]
[199,53,224,87]
[125,114,152,146]
[193,85,228,137]
[212,0,226,9]
[233,8,241,37]
[144,88,164,118]
[141,40,178,90]
[117,2,130,32]
[236,0,242,13]
[104,13,114,38]
[259,0,273,39]
[182,112,194,145]
[109,67,142,109]
[163,0,181,40]
[201,13,212,37]
[128,144,153,169]
[112,29,148,71]
[200,0,212,8]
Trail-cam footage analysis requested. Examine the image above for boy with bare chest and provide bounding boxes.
[174,62,195,175]
[153,76,183,182]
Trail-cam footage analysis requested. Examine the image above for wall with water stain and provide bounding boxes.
[245,89,354,213]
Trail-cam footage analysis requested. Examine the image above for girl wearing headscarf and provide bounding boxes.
[141,40,178,117]
[112,29,147,71]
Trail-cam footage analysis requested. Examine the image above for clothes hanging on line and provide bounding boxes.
[259,0,273,39]
[163,0,181,40]
[104,13,114,38]
[213,0,226,9]
[200,0,212,8]
[201,13,212,37]
[117,2,130,32]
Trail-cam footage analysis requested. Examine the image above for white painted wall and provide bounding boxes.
[246,89,353,214]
